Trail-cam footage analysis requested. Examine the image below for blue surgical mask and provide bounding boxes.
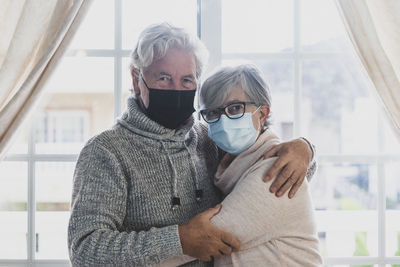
[208,110,260,155]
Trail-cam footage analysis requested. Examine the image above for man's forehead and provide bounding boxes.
[146,48,197,77]
[151,71,196,79]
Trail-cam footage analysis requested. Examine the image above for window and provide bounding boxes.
[2,0,400,266]
[35,110,90,153]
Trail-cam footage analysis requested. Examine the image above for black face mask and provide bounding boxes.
[141,78,196,129]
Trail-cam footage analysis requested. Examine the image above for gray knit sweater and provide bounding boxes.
[68,96,221,266]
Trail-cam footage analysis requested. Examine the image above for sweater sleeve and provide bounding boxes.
[301,137,317,182]
[68,140,183,266]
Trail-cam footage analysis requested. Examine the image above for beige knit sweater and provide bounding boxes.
[159,130,322,267]
[210,130,322,267]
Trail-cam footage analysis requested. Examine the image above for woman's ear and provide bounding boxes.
[131,68,140,95]
[259,105,270,125]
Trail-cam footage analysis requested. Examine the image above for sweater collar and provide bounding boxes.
[117,95,195,141]
[214,130,280,195]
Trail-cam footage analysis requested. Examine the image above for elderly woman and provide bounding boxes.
[198,64,323,266]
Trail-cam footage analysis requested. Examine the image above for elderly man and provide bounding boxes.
[68,23,316,266]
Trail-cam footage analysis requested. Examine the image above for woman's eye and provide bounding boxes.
[228,104,243,114]
[207,110,216,116]
[207,110,219,118]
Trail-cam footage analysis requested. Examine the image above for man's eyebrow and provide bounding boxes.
[153,72,172,78]
[183,74,196,80]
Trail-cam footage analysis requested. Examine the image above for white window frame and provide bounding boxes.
[2,0,400,266]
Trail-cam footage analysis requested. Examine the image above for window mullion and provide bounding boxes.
[114,0,122,119]
[28,121,36,264]
[200,0,222,77]
[293,0,301,137]
[377,111,386,266]
[378,158,386,267]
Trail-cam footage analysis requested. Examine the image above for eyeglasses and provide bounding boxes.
[200,102,256,123]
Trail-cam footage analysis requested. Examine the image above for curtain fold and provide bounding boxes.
[0,0,92,160]
[336,0,400,140]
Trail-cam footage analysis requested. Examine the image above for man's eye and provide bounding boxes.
[159,76,170,81]
[183,78,194,83]
[183,79,196,88]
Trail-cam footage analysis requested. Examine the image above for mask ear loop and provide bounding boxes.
[251,106,261,115]
[251,106,262,132]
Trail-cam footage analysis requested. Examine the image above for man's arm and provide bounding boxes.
[68,142,182,266]
[157,205,240,266]
[68,141,240,266]
[263,137,316,198]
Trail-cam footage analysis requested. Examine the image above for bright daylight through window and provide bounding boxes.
[1,0,400,266]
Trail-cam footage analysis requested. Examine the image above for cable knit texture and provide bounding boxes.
[210,130,323,266]
[68,96,221,266]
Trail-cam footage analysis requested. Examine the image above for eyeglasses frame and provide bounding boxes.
[200,101,256,123]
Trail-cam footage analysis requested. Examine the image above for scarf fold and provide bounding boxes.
[214,130,280,195]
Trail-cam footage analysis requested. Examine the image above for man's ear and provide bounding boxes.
[131,68,140,95]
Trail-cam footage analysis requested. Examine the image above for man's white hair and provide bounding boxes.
[129,22,209,79]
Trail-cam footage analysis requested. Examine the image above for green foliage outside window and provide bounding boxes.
[393,232,400,267]
[351,232,373,267]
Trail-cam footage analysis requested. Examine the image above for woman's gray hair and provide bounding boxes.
[129,22,209,79]
[199,64,272,127]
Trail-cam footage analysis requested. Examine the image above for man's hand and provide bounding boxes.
[178,204,241,262]
[263,138,312,198]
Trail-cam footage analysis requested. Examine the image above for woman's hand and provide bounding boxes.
[263,138,313,198]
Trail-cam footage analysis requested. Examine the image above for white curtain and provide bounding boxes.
[336,0,400,140]
[0,0,92,160]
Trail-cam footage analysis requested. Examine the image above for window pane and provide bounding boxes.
[302,58,377,155]
[37,57,115,154]
[0,162,27,259]
[387,210,400,258]
[45,57,114,93]
[5,122,29,155]
[301,0,352,52]
[122,0,197,49]
[222,0,293,53]
[386,161,400,257]
[317,212,378,257]
[69,0,114,49]
[382,115,400,154]
[386,161,400,210]
[122,57,133,112]
[35,162,74,259]
[312,162,378,257]
[222,59,294,141]
[312,162,378,211]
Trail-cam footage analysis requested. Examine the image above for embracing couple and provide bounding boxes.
[68,22,322,267]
